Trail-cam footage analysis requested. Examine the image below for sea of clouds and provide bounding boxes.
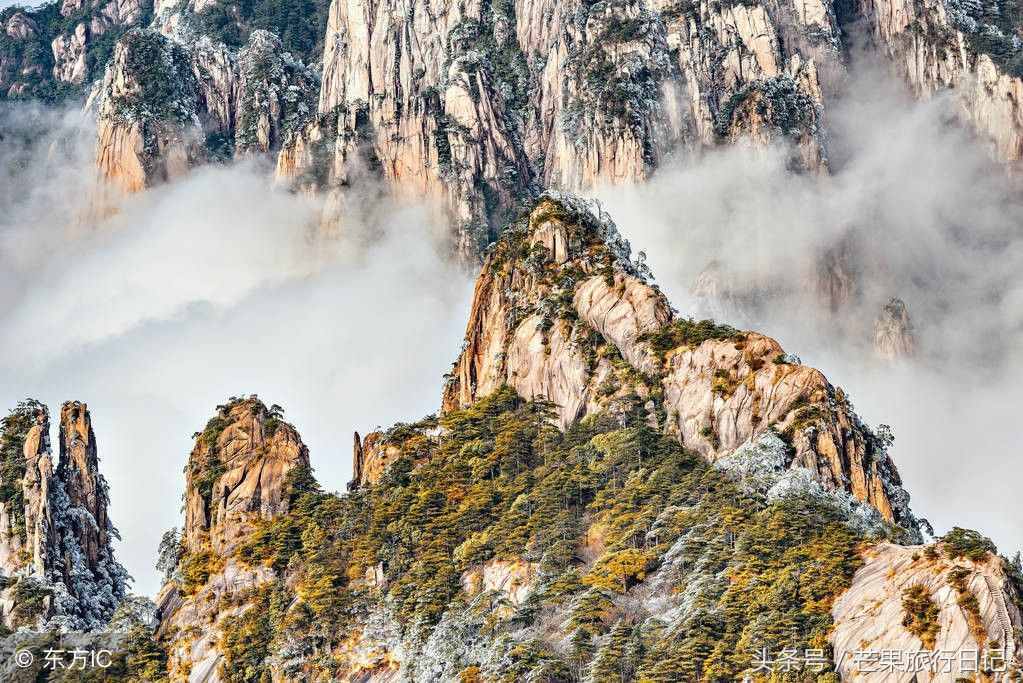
[1,54,1020,595]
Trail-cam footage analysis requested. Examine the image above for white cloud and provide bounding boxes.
[2,51,1020,598]
[595,57,1023,559]
[0,106,473,594]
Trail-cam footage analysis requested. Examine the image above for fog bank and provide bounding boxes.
[0,105,473,594]
[2,55,1021,594]
[596,59,1023,559]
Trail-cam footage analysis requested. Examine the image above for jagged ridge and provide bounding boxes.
[442,194,913,525]
[144,196,1022,682]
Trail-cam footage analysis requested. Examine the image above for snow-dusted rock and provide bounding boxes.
[832,542,1023,681]
[90,27,316,204]
[860,0,1023,167]
[93,29,204,199]
[0,401,128,632]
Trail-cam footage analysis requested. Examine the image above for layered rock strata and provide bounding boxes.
[832,542,1023,681]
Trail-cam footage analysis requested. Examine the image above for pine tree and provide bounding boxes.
[568,627,595,681]
[568,588,616,635]
[590,620,634,683]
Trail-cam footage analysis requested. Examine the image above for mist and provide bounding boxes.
[2,50,1021,595]
[0,104,474,595]
[595,57,1023,560]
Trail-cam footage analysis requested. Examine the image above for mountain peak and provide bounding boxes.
[183,396,310,556]
[445,196,914,527]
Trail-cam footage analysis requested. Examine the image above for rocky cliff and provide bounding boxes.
[858,0,1023,167]
[0,400,128,633]
[7,0,1023,238]
[350,430,404,490]
[0,401,54,583]
[35,0,834,252]
[0,0,151,100]
[833,538,1023,681]
[0,12,45,98]
[181,397,309,555]
[155,396,309,680]
[92,29,204,197]
[442,195,911,524]
[273,0,831,256]
[6,0,1018,265]
[138,195,1021,682]
[90,27,317,199]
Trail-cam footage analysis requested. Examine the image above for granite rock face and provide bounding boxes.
[858,0,1023,167]
[0,402,54,582]
[874,296,916,361]
[832,542,1023,681]
[273,0,829,256]
[0,13,45,97]
[351,431,403,490]
[442,195,913,524]
[155,397,310,680]
[23,0,1020,267]
[92,29,205,199]
[51,23,90,85]
[156,557,275,682]
[89,27,316,205]
[0,400,128,632]
[182,397,309,556]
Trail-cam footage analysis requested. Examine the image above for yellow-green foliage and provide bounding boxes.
[901,584,941,649]
[227,386,878,681]
[118,623,169,682]
[639,318,744,363]
[69,623,169,682]
[943,527,997,562]
[583,549,652,593]
[219,584,279,683]
[656,495,866,681]
[711,369,739,397]
[948,566,986,645]
[179,548,224,595]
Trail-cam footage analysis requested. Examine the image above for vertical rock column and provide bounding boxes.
[183,398,310,555]
[0,403,55,577]
[0,401,127,631]
[22,407,55,577]
[57,401,111,571]
[45,401,129,630]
